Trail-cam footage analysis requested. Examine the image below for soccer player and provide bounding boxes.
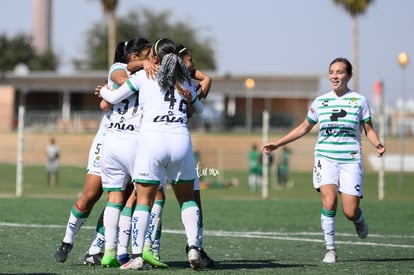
[177,44,216,268]
[262,57,385,263]
[99,38,204,270]
[54,38,157,266]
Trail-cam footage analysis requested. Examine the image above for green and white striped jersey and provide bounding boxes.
[307,90,372,163]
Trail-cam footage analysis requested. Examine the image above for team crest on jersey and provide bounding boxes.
[349,98,358,108]
[93,156,100,168]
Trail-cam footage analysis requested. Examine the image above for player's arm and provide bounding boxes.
[262,119,314,154]
[362,120,385,157]
[111,68,129,86]
[194,69,212,100]
[97,79,138,105]
[127,59,158,79]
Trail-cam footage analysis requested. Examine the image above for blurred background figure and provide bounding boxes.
[277,147,291,188]
[248,144,262,192]
[46,137,60,187]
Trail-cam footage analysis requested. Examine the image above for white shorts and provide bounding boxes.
[86,134,104,176]
[101,131,139,191]
[133,130,196,185]
[313,157,364,197]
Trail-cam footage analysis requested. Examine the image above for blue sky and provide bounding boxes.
[1,0,413,104]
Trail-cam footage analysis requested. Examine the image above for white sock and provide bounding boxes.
[181,201,200,248]
[321,208,336,250]
[103,202,122,252]
[88,231,105,255]
[131,204,151,255]
[117,206,133,256]
[62,206,88,244]
[197,222,204,248]
[145,200,163,252]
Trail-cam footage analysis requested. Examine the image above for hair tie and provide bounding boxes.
[154,39,161,58]
[178,47,187,54]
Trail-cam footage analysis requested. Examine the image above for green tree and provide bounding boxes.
[73,7,216,71]
[0,33,58,75]
[333,0,374,92]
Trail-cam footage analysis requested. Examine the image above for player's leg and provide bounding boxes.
[121,182,159,270]
[314,158,339,263]
[339,163,368,239]
[116,183,136,265]
[188,177,216,268]
[171,180,203,270]
[84,208,105,266]
[101,190,124,267]
[248,173,256,191]
[143,187,168,268]
[55,173,103,263]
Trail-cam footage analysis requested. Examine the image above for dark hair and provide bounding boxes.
[153,38,191,90]
[113,41,128,63]
[329,57,353,76]
[113,38,150,64]
[176,44,196,78]
[124,37,150,63]
[153,38,177,60]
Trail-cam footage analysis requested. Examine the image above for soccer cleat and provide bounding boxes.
[116,253,130,265]
[185,245,216,269]
[142,250,168,268]
[322,249,337,263]
[55,242,73,263]
[187,245,204,270]
[101,255,120,267]
[354,218,368,239]
[83,252,103,266]
[120,257,144,270]
[199,248,217,269]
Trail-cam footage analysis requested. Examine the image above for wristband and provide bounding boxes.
[376,143,384,149]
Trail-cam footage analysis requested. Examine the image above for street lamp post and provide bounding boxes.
[397,52,409,188]
[245,78,255,134]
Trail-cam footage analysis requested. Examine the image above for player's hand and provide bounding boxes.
[262,143,279,155]
[376,143,385,157]
[94,85,104,97]
[143,60,158,80]
[197,77,212,100]
[183,88,192,103]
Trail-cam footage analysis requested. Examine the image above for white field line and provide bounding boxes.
[1,222,414,249]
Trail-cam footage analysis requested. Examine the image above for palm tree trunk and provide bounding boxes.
[352,15,359,92]
[107,11,116,69]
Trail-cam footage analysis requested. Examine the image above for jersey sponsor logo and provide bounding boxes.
[153,114,185,124]
[325,127,350,136]
[108,122,135,131]
[329,109,347,121]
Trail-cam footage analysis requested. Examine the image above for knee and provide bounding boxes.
[343,208,359,221]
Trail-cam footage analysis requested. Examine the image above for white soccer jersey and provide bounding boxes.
[307,90,371,163]
[108,62,127,88]
[99,64,141,190]
[86,113,110,175]
[100,70,199,134]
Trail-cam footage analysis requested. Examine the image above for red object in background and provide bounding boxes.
[374,80,383,105]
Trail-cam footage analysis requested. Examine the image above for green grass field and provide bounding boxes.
[1,164,413,274]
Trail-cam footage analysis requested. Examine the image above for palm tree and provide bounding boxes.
[100,0,119,68]
[333,0,374,92]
